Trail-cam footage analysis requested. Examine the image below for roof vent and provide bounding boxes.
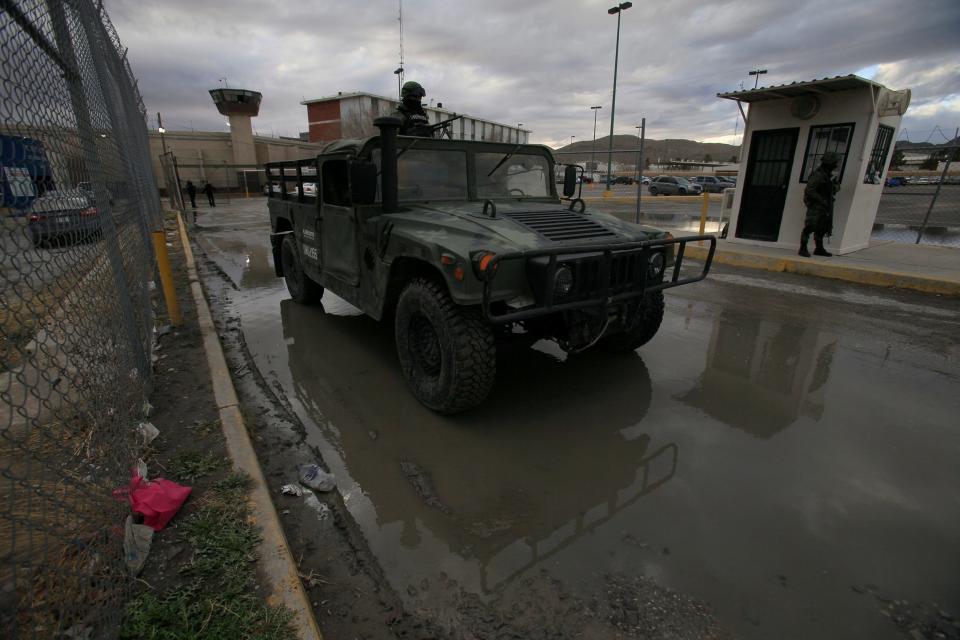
[790,95,820,120]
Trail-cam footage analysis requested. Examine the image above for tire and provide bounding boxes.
[394,278,495,414]
[649,187,658,196]
[679,188,687,195]
[598,291,665,353]
[280,234,323,304]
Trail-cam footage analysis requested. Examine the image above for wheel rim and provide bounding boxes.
[408,313,442,377]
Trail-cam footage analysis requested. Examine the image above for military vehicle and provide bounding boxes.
[265,117,715,413]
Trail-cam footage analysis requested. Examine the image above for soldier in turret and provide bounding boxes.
[799,152,840,257]
[391,81,433,137]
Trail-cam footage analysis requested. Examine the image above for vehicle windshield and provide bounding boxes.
[475,152,550,198]
[675,177,692,186]
[396,148,468,200]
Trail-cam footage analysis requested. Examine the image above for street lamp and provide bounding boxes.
[605,2,632,194]
[570,135,575,147]
[590,105,602,173]
[394,67,404,99]
[749,68,767,89]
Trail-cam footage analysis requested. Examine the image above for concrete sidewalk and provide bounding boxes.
[684,239,960,296]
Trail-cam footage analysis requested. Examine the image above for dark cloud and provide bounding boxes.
[106,0,960,145]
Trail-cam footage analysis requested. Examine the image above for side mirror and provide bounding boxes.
[350,161,378,205]
[562,165,578,198]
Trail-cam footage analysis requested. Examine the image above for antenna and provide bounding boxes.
[398,0,405,70]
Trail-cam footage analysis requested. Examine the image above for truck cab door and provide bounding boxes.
[319,159,360,286]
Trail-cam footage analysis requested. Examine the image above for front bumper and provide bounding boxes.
[480,234,716,323]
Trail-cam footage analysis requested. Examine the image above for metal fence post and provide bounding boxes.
[916,153,954,244]
[49,0,149,378]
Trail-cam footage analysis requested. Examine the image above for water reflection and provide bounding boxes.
[280,297,678,592]
[679,309,837,437]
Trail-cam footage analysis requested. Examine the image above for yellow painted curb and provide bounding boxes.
[582,195,723,204]
[685,244,960,296]
[175,213,323,640]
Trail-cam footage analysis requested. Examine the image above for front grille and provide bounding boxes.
[563,251,658,299]
[504,210,618,241]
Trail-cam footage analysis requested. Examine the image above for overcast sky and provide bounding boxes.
[107,0,960,148]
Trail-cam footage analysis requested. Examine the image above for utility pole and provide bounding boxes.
[590,105,602,173]
[635,118,645,224]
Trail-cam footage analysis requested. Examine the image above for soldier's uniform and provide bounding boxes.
[391,81,434,137]
[799,152,840,257]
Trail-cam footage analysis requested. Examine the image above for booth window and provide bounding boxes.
[799,123,855,182]
[864,125,895,184]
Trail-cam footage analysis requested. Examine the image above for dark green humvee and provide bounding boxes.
[266,117,715,413]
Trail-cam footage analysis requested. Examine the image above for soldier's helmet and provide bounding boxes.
[821,152,840,167]
[401,81,426,100]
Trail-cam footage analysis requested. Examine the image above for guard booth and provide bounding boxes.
[718,75,911,254]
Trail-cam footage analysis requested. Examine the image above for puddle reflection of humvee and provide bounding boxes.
[267,117,715,413]
[281,299,678,592]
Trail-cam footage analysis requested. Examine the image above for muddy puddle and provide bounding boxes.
[195,203,960,639]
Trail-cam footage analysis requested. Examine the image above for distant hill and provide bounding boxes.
[555,134,741,165]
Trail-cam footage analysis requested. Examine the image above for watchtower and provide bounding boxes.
[209,88,262,166]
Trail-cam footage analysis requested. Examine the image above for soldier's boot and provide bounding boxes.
[813,233,832,257]
[798,227,812,257]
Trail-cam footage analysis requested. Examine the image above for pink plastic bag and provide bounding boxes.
[122,473,192,531]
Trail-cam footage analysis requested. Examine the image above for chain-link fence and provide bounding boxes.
[1,1,162,636]
[160,161,267,212]
[876,145,959,246]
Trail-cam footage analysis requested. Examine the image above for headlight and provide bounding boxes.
[554,265,574,297]
[648,252,665,278]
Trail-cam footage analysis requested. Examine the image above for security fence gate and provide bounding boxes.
[1,0,163,637]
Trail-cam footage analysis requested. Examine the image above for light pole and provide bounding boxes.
[605,2,632,195]
[570,135,575,147]
[749,68,767,89]
[157,112,168,156]
[590,105,602,173]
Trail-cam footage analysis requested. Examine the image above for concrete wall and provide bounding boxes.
[727,87,903,254]
[148,131,322,190]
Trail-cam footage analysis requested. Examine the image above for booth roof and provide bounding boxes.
[717,74,885,103]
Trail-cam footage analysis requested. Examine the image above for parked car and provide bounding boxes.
[690,176,735,193]
[885,176,904,187]
[611,176,635,185]
[28,190,100,247]
[648,176,703,196]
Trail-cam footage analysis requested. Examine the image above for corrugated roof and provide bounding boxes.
[717,74,885,103]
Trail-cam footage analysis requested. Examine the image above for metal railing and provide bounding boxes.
[1,1,162,636]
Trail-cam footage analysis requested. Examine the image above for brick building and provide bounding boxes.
[302,92,529,144]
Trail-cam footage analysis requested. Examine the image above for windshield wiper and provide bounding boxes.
[486,144,522,177]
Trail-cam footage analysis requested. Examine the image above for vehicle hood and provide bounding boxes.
[385,200,668,255]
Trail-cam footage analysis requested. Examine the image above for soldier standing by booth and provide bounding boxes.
[799,152,840,257]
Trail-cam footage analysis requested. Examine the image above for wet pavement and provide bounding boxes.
[193,199,960,639]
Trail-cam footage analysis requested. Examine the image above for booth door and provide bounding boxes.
[736,128,799,242]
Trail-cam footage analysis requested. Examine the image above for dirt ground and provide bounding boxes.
[121,219,292,638]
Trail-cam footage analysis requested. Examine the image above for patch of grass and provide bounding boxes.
[186,419,220,435]
[121,472,294,640]
[166,451,226,483]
